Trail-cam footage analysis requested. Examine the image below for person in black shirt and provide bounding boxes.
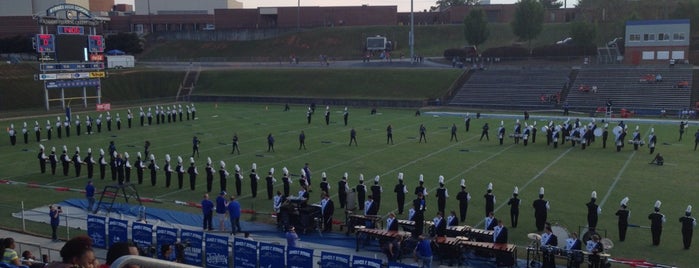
[615,197,630,241]
[298,131,306,150]
[587,191,600,229]
[386,124,393,144]
[484,182,495,217]
[356,175,366,210]
[648,200,665,246]
[456,179,470,223]
[418,124,427,143]
[231,133,240,154]
[679,205,696,249]
[394,173,407,214]
[480,123,489,141]
[450,123,458,142]
[507,186,520,228]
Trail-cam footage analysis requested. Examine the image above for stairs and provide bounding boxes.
[176,65,201,102]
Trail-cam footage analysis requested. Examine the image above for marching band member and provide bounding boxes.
[282,167,292,197]
[447,210,458,227]
[480,122,489,141]
[85,115,92,135]
[484,182,495,217]
[632,126,642,150]
[45,120,52,140]
[21,122,28,144]
[135,152,145,184]
[679,205,696,249]
[484,212,497,230]
[552,125,560,148]
[319,172,330,195]
[533,187,549,232]
[176,156,184,189]
[493,220,508,243]
[513,119,521,144]
[55,117,62,138]
[139,107,145,126]
[84,148,95,179]
[204,157,214,192]
[616,126,626,152]
[507,186,520,228]
[412,192,427,237]
[8,124,17,145]
[648,128,657,154]
[433,211,446,237]
[163,154,173,187]
[106,111,112,131]
[219,161,229,192]
[498,121,505,145]
[37,144,48,173]
[127,109,133,128]
[561,119,570,145]
[49,147,57,175]
[414,174,428,197]
[679,120,687,141]
[456,179,471,223]
[74,116,80,136]
[98,149,107,180]
[187,157,198,190]
[565,232,583,268]
[394,173,408,214]
[522,123,530,146]
[234,164,243,196]
[586,234,604,268]
[364,195,378,217]
[146,107,152,125]
[602,123,609,148]
[531,121,537,143]
[541,225,558,268]
[546,121,553,146]
[321,193,334,232]
[371,175,383,207]
[386,212,398,231]
[648,200,666,246]
[72,146,83,177]
[60,145,71,176]
[356,174,367,210]
[250,163,259,198]
[435,175,448,214]
[586,191,601,229]
[580,126,589,149]
[337,172,348,208]
[34,121,41,142]
[267,168,277,199]
[95,114,102,133]
[148,154,159,186]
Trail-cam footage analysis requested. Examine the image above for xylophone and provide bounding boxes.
[346,213,383,234]
[467,227,494,242]
[434,236,464,266]
[446,225,469,237]
[459,240,518,267]
[355,227,411,251]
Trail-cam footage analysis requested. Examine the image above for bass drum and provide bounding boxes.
[593,128,603,137]
[551,225,570,247]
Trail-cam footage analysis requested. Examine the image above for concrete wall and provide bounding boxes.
[134,0,241,15]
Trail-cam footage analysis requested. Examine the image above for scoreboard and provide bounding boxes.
[88,35,105,52]
[35,34,56,53]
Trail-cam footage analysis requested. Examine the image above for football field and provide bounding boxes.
[1,103,697,266]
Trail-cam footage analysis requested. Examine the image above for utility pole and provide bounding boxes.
[410,0,415,64]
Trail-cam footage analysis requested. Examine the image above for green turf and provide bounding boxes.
[0,103,697,266]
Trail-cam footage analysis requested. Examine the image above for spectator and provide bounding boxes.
[1,237,22,266]
[85,180,95,213]
[286,226,299,248]
[655,74,663,82]
[49,205,62,241]
[46,235,98,268]
[215,192,227,232]
[21,250,44,268]
[201,194,214,231]
[227,195,242,235]
[100,241,139,268]
[413,235,433,268]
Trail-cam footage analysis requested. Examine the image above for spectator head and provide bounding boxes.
[22,250,34,260]
[60,235,97,268]
[106,241,139,265]
[2,237,15,249]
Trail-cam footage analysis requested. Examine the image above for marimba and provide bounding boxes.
[355,227,411,251]
[467,227,494,242]
[346,213,382,234]
[445,225,469,237]
[459,240,518,267]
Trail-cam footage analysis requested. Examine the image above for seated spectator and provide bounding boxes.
[21,251,45,268]
[578,85,590,92]
[100,241,139,268]
[591,86,598,93]
[46,235,98,268]
[1,237,22,266]
[676,81,689,88]
[655,74,663,82]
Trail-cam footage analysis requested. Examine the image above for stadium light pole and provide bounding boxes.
[297,0,300,32]
[410,0,414,64]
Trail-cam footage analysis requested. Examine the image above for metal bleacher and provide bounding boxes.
[448,68,571,110]
[565,65,693,115]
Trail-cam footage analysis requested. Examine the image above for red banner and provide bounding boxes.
[96,103,111,111]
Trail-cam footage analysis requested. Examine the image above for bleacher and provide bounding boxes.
[565,66,693,115]
[448,68,571,109]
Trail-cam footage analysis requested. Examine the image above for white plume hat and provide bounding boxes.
[655,200,662,209]
[460,179,465,187]
[220,161,226,168]
[150,154,155,161]
[374,175,380,182]
[687,205,692,213]
[514,186,519,194]
[190,157,194,163]
[591,191,597,199]
[165,154,171,162]
[539,187,545,195]
[124,152,129,159]
[438,175,444,184]
[620,197,629,206]
[359,174,364,181]
[51,146,56,152]
[39,144,45,150]
[270,168,275,174]
[137,152,141,158]
[419,174,424,182]
[235,164,240,171]
[283,167,289,175]
[398,172,404,180]
[100,149,105,155]
[252,163,257,170]
[207,157,212,164]
[343,172,348,178]
[177,156,183,163]
[487,182,493,190]
[322,172,326,178]
[62,145,67,152]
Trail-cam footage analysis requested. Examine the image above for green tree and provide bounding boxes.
[511,0,545,51]
[569,21,597,46]
[539,0,563,9]
[671,0,699,32]
[105,32,144,54]
[463,9,489,47]
[430,0,479,11]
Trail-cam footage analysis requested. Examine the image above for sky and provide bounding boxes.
[114,0,580,13]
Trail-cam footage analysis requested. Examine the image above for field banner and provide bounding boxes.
[320,251,351,268]
[107,218,128,247]
[205,233,230,268]
[286,247,313,268]
[352,255,383,268]
[130,222,153,253]
[96,103,111,111]
[233,238,258,268]
[258,242,285,267]
[155,226,177,260]
[86,215,106,248]
[388,262,419,268]
[179,230,203,266]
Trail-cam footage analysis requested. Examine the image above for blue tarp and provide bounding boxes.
[106,49,126,55]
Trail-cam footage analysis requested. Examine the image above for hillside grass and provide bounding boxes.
[0,103,697,267]
[140,23,607,61]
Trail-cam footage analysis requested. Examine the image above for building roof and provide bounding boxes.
[626,19,690,26]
